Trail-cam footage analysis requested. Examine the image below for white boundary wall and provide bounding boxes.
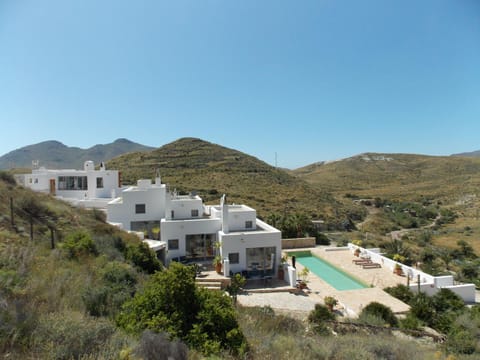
[348,243,476,303]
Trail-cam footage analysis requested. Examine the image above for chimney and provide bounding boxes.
[221,194,229,233]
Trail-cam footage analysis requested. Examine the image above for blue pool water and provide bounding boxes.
[293,252,367,291]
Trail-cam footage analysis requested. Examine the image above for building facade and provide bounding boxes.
[106,176,282,277]
[15,161,121,208]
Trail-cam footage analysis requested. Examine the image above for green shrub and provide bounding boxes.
[384,284,414,304]
[125,242,161,274]
[359,302,398,327]
[308,304,335,335]
[445,328,477,355]
[400,312,421,331]
[0,171,16,186]
[315,232,331,245]
[409,292,435,325]
[61,231,98,259]
[432,288,464,313]
[134,330,188,360]
[117,263,246,356]
[83,262,137,317]
[33,311,118,359]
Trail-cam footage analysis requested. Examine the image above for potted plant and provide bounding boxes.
[324,296,338,312]
[213,255,222,274]
[394,263,403,276]
[354,248,361,257]
[393,254,405,276]
[278,254,288,280]
[297,267,310,289]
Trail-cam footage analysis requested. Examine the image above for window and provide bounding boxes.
[228,252,239,264]
[245,220,253,229]
[171,210,174,219]
[96,177,104,188]
[135,204,146,214]
[191,209,199,217]
[57,176,87,190]
[168,239,179,250]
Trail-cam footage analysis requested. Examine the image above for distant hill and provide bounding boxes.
[451,150,480,157]
[107,137,363,221]
[0,138,154,170]
[294,152,480,202]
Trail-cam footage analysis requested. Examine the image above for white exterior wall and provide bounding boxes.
[107,182,166,230]
[169,196,203,220]
[17,163,120,201]
[219,219,281,274]
[348,243,476,303]
[161,218,221,260]
[227,206,257,232]
[88,169,120,198]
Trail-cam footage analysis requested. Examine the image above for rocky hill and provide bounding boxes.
[294,152,480,203]
[107,137,363,222]
[0,138,154,170]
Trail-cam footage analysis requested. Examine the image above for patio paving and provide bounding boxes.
[288,247,410,316]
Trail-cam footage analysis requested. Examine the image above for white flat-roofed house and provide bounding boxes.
[161,194,282,278]
[15,161,121,208]
[107,177,166,237]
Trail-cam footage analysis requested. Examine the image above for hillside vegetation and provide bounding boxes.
[107,138,364,226]
[294,153,480,254]
[294,153,480,202]
[1,173,478,359]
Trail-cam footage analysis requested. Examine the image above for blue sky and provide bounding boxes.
[1,0,479,169]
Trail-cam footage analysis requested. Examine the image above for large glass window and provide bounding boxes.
[186,234,216,260]
[246,247,276,278]
[57,176,88,190]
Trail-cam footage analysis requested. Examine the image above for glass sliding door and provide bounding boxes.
[246,246,276,278]
[185,234,215,261]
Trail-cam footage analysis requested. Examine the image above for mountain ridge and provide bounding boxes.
[106,137,363,222]
[293,152,480,202]
[0,138,155,169]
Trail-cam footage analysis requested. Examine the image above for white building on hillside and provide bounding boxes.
[107,176,166,236]
[106,175,282,278]
[15,161,121,208]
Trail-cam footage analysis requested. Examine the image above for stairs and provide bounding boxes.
[195,277,223,290]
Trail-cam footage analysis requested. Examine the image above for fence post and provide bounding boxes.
[10,197,14,227]
[50,227,55,249]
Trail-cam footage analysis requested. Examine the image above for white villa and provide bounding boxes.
[15,161,121,208]
[107,174,282,278]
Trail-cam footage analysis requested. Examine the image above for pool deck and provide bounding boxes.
[286,247,410,316]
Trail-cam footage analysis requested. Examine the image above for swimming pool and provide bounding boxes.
[290,251,368,291]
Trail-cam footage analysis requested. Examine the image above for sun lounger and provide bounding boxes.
[362,262,381,269]
[352,259,372,265]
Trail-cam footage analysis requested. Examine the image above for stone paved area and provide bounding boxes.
[237,291,316,314]
[236,247,411,317]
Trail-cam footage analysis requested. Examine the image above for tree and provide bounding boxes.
[117,262,198,338]
[226,273,246,305]
[125,242,161,274]
[117,263,247,356]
